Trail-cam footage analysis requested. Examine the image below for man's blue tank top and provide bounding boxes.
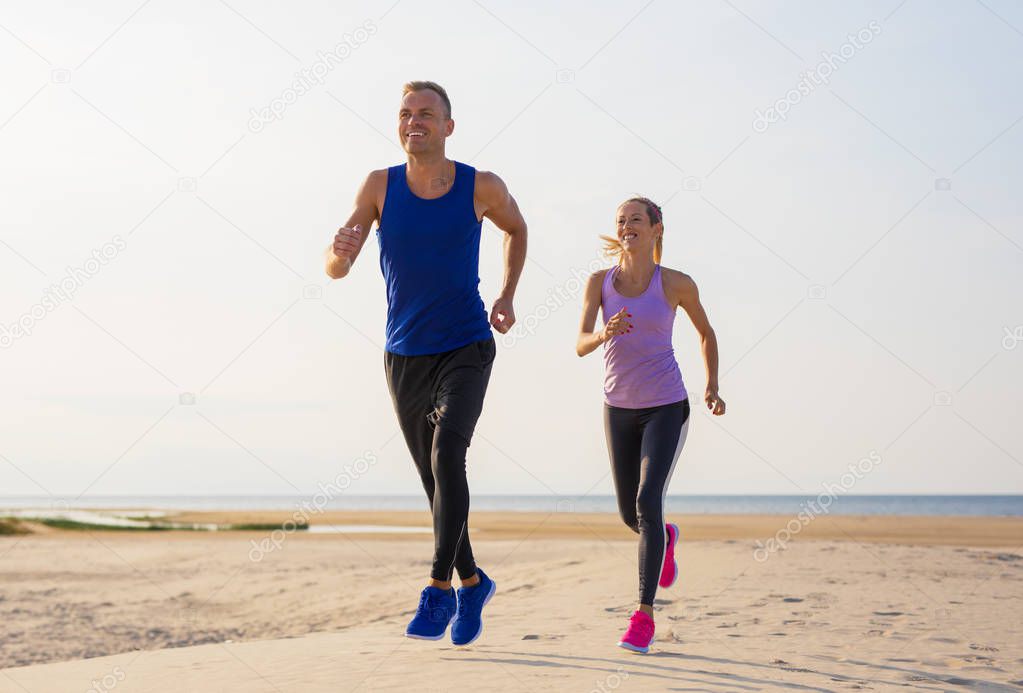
[377,161,492,355]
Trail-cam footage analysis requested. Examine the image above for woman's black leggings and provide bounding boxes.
[604,398,690,606]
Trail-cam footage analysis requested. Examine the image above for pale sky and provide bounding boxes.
[1,0,1021,498]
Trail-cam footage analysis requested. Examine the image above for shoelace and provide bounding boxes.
[418,590,436,614]
[628,614,653,637]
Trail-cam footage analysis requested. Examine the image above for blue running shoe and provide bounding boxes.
[405,586,456,640]
[451,568,497,646]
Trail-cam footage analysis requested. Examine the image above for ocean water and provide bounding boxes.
[1,495,1021,516]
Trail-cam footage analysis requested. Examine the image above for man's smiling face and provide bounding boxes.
[398,89,453,155]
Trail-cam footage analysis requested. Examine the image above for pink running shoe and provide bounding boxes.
[618,610,655,653]
[659,523,680,588]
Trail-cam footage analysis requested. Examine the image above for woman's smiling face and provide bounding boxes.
[616,200,660,255]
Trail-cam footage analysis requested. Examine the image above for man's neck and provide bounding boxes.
[406,153,451,179]
[406,154,454,193]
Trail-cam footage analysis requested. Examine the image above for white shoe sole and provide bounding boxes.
[617,640,651,654]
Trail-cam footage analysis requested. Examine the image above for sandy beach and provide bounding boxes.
[1,512,1021,691]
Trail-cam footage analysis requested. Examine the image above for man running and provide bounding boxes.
[324,81,526,646]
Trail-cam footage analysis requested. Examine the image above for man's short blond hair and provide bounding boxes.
[402,81,451,119]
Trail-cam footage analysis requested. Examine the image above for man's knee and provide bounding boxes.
[431,426,469,478]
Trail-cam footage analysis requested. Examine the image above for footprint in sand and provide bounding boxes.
[603,605,630,613]
[952,654,995,664]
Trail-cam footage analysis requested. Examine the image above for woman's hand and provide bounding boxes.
[601,307,632,342]
[704,387,726,416]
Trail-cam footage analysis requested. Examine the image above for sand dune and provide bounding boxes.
[1,514,1021,691]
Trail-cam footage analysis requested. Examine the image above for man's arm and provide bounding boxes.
[475,171,526,334]
[325,170,386,279]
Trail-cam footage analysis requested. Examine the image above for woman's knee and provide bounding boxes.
[636,488,663,526]
[618,505,640,533]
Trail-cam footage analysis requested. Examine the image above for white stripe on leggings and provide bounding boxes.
[653,413,690,600]
[447,519,468,581]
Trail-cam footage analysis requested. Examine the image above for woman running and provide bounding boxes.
[576,196,725,653]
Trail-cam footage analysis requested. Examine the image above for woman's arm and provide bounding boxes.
[577,270,627,356]
[673,272,726,415]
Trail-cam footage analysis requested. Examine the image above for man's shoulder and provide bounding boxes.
[472,167,500,181]
[362,167,391,190]
[471,169,508,200]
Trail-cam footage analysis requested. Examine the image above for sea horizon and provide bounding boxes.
[2,494,1020,516]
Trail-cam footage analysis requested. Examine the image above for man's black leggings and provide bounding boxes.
[604,398,690,606]
[384,337,496,582]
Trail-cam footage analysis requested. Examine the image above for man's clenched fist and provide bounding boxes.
[332,224,363,259]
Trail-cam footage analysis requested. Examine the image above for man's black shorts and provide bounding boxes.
[384,337,497,445]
